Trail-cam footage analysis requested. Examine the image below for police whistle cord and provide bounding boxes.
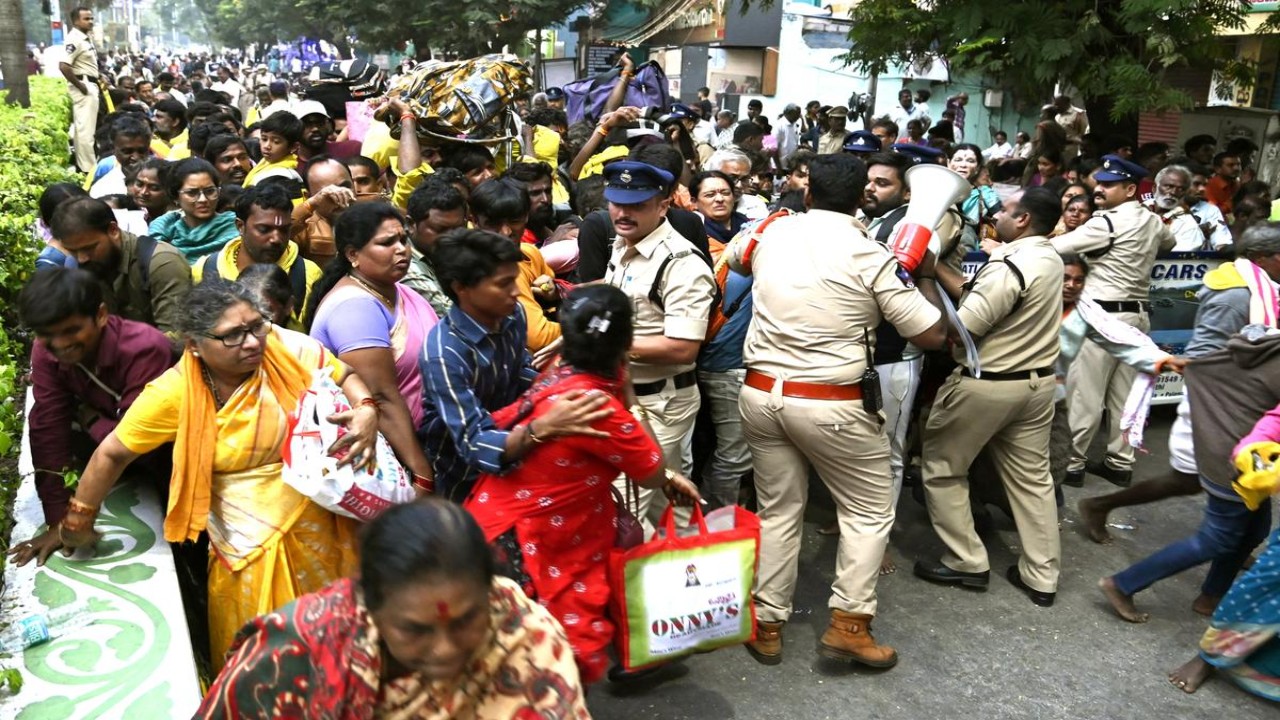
[940,292,981,377]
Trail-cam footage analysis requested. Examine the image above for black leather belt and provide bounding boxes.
[634,370,697,396]
[962,366,1055,381]
[1094,300,1149,313]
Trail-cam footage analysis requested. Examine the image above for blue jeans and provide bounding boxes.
[1112,491,1272,598]
[697,369,752,510]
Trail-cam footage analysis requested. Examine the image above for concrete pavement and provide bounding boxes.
[587,407,1277,719]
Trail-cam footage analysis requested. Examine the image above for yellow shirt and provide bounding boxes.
[243,154,300,187]
[515,243,561,352]
[191,237,322,327]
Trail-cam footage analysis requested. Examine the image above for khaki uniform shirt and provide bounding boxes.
[730,209,941,385]
[63,28,98,79]
[817,131,846,155]
[958,235,1063,374]
[606,219,716,384]
[1050,201,1176,302]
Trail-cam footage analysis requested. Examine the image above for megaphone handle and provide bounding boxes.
[939,292,981,377]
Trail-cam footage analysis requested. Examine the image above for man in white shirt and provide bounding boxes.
[210,64,244,104]
[887,88,929,136]
[259,80,292,121]
[1187,161,1233,251]
[1145,165,1205,251]
[983,131,1015,161]
[773,103,804,168]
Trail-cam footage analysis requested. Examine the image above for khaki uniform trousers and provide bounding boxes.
[1066,310,1148,471]
[739,384,893,621]
[923,371,1060,592]
[70,83,99,172]
[614,382,700,532]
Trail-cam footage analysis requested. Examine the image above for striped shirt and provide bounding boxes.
[419,303,537,498]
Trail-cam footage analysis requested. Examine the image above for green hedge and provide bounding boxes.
[0,77,78,564]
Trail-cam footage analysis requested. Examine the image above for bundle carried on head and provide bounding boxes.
[380,54,533,144]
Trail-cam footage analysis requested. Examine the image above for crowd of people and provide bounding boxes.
[5,10,1279,713]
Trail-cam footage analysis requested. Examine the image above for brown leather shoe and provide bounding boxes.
[745,620,784,665]
[818,610,898,668]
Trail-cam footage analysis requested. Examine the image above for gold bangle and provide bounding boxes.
[68,497,99,515]
[596,125,610,138]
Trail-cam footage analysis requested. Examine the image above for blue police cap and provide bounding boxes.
[843,130,881,154]
[891,142,945,165]
[659,103,698,126]
[545,87,565,100]
[603,161,674,204]
[1094,154,1147,182]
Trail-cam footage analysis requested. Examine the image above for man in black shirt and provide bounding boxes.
[575,144,710,282]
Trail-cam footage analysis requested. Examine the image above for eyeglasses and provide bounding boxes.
[202,319,270,347]
[179,186,220,201]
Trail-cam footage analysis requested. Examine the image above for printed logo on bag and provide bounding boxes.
[642,549,747,644]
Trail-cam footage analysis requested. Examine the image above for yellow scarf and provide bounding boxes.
[1203,261,1246,291]
[165,330,313,543]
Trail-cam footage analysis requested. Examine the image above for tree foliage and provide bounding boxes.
[190,0,592,57]
[843,0,1277,118]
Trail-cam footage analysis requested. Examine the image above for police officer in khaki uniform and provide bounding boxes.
[59,7,100,173]
[602,161,716,525]
[1051,155,1175,486]
[914,187,1066,605]
[730,154,947,669]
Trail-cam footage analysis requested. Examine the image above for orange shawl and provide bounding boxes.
[164,330,314,543]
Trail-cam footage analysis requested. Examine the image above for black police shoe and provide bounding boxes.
[913,560,989,589]
[1063,468,1085,487]
[1087,462,1132,487]
[1007,565,1055,607]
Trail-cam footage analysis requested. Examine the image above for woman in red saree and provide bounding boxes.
[465,285,702,684]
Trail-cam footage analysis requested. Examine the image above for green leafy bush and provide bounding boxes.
[0,76,78,565]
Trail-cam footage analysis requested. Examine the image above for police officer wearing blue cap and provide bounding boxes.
[545,86,565,110]
[1052,153,1176,487]
[891,142,945,165]
[843,130,881,154]
[602,161,716,528]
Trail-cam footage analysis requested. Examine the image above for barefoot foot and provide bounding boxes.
[1077,498,1112,544]
[1168,656,1212,694]
[1099,576,1149,623]
[1191,593,1221,617]
[879,550,896,576]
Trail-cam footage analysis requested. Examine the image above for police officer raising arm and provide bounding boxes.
[917,188,1067,607]
[729,153,946,670]
[1050,155,1175,488]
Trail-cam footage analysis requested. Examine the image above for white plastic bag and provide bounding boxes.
[281,369,415,521]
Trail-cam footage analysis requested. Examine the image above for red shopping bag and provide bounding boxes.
[608,503,761,670]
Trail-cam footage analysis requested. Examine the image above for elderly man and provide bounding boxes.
[291,155,357,267]
[705,148,769,221]
[774,103,804,168]
[1144,164,1205,251]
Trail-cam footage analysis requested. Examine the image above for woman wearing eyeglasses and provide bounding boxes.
[692,170,747,262]
[147,157,240,261]
[56,279,382,669]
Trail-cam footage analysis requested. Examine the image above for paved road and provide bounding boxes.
[587,407,1277,719]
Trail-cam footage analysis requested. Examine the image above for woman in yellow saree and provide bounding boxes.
[58,279,383,667]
